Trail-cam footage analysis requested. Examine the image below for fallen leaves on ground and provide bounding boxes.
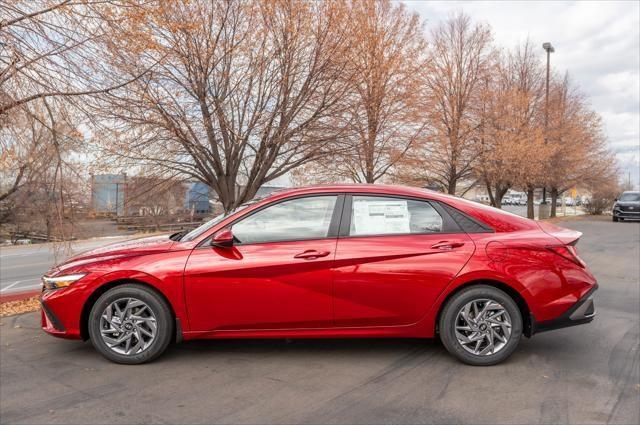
[0,297,40,317]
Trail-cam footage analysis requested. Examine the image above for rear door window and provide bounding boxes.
[349,196,443,236]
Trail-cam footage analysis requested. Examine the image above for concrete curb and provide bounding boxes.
[0,289,41,303]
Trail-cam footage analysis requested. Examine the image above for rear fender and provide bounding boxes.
[416,269,531,338]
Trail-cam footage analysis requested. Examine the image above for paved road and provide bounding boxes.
[0,237,137,294]
[0,218,638,424]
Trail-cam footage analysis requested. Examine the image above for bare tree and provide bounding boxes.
[295,0,427,184]
[0,101,84,241]
[476,42,550,210]
[90,0,353,212]
[545,74,617,216]
[0,0,145,223]
[0,1,146,115]
[408,13,493,195]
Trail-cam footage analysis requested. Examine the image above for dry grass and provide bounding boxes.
[0,297,40,317]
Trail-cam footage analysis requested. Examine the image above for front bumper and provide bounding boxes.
[532,284,597,334]
[40,299,65,332]
[40,286,86,340]
[613,209,640,219]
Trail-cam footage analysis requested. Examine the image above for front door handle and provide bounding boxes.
[431,241,465,250]
[294,250,330,260]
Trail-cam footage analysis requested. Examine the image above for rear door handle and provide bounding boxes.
[431,241,465,250]
[294,250,330,260]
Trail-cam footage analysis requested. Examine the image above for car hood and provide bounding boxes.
[615,201,640,207]
[53,234,176,272]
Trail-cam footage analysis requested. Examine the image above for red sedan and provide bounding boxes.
[40,185,597,365]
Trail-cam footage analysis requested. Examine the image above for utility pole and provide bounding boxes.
[542,42,555,206]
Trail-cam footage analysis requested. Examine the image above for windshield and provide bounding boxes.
[619,193,640,202]
[180,203,253,242]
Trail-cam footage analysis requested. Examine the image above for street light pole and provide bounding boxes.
[542,42,554,205]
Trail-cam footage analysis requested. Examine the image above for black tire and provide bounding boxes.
[613,215,619,222]
[439,285,522,366]
[88,284,173,364]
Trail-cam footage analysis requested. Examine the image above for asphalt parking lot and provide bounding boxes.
[0,217,638,424]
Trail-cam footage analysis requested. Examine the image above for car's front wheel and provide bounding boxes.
[88,284,173,364]
[439,285,522,366]
[613,215,619,222]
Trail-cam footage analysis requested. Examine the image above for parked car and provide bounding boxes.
[612,191,640,222]
[40,185,597,365]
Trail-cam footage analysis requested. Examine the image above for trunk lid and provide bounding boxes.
[537,221,582,245]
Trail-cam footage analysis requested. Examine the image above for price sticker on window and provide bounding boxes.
[352,199,410,235]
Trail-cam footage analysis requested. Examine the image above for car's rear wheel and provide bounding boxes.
[88,284,173,364]
[439,285,522,366]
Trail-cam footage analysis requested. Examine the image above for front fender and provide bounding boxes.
[85,269,189,332]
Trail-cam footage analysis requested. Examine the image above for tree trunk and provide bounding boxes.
[0,165,26,202]
[447,177,457,195]
[550,187,558,218]
[527,188,534,219]
[494,187,508,209]
[486,179,508,209]
[364,172,375,184]
[46,216,52,242]
[486,180,496,207]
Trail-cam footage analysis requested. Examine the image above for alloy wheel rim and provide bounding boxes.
[99,297,157,356]
[454,298,512,356]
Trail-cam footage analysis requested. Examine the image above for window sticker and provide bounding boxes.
[352,199,410,235]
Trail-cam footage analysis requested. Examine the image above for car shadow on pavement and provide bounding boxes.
[162,337,447,359]
[2,311,572,367]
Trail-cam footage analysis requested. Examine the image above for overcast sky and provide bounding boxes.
[403,0,640,188]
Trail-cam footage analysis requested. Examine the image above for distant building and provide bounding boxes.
[90,174,126,216]
[185,182,212,214]
[91,174,289,217]
[184,182,289,215]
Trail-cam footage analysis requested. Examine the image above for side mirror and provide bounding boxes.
[211,228,234,248]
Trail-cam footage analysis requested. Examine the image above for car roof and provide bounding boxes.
[265,183,435,198]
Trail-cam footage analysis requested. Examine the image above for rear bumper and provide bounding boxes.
[532,284,597,334]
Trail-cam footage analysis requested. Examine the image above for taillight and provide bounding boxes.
[546,245,586,268]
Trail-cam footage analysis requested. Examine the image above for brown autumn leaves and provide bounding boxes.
[1,0,617,221]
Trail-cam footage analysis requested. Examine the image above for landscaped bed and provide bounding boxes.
[0,297,40,317]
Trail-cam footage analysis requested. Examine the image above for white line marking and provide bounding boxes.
[0,252,45,259]
[0,278,41,291]
[0,281,22,293]
[4,283,42,292]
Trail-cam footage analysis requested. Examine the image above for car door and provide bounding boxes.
[332,195,475,327]
[184,195,342,332]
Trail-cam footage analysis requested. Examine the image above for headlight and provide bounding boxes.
[42,273,87,290]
